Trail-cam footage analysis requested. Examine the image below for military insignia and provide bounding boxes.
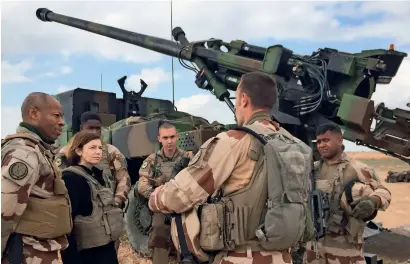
[141,161,148,169]
[9,162,28,180]
[188,149,202,166]
[54,157,62,167]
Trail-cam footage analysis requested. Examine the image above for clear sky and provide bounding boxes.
[1,1,409,152]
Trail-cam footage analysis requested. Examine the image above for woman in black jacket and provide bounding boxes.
[60,131,121,264]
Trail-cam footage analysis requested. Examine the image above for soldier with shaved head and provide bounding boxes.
[1,92,72,264]
[148,72,312,264]
[137,120,193,264]
[303,123,392,264]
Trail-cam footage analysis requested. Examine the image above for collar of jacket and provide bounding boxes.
[17,123,55,147]
[244,110,272,126]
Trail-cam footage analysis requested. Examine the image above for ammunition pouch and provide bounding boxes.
[345,216,366,245]
[199,203,225,251]
[14,179,72,239]
[326,210,348,235]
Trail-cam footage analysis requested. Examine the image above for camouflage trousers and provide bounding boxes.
[148,212,173,264]
[1,244,59,264]
[212,248,293,264]
[305,235,366,264]
[148,212,172,249]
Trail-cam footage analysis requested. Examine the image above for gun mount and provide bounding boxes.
[37,8,409,164]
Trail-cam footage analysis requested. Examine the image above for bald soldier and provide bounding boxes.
[1,92,72,264]
[55,112,131,208]
[305,123,392,264]
[148,72,308,264]
[138,120,193,264]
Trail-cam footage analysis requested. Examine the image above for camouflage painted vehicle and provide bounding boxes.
[37,7,410,263]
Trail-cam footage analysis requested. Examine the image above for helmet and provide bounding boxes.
[170,206,210,263]
[340,180,378,221]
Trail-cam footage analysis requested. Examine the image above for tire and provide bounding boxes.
[124,183,153,257]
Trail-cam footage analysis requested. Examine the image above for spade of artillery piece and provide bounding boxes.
[117,76,148,117]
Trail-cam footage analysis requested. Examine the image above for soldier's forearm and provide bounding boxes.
[370,188,392,210]
[114,170,131,203]
[139,186,154,199]
[137,177,155,199]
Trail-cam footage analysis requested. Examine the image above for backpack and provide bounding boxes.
[231,123,315,250]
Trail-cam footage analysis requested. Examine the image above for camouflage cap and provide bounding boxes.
[170,207,210,263]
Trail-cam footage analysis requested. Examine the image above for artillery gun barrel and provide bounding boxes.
[35,8,188,60]
[35,8,266,77]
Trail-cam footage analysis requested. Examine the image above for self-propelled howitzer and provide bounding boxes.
[36,8,410,163]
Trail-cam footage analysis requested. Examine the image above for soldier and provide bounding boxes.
[137,120,193,264]
[1,92,72,264]
[148,72,311,264]
[55,111,131,208]
[305,123,392,264]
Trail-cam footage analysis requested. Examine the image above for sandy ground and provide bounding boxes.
[59,151,410,264]
[343,152,410,229]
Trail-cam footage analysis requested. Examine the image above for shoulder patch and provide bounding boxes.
[141,161,148,169]
[9,162,29,180]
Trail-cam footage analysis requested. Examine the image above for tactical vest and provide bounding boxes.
[153,150,187,185]
[314,158,368,243]
[201,133,269,251]
[170,124,312,263]
[1,133,73,240]
[61,166,124,250]
[95,144,117,194]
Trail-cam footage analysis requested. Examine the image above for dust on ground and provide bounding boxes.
[345,152,410,229]
[60,152,410,264]
[346,152,410,264]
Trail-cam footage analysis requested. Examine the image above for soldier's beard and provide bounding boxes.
[234,114,244,126]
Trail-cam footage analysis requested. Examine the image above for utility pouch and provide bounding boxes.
[14,195,72,238]
[199,203,225,251]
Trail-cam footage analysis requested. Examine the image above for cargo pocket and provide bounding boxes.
[98,188,115,206]
[345,216,365,245]
[199,203,225,251]
[105,207,125,241]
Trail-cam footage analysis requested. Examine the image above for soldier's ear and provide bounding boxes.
[28,106,40,121]
[337,135,344,147]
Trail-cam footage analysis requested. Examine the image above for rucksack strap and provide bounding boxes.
[172,214,198,264]
[229,125,267,146]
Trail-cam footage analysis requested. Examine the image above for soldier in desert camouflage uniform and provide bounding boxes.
[1,92,72,264]
[55,111,131,208]
[305,123,392,264]
[138,120,193,264]
[148,72,296,264]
